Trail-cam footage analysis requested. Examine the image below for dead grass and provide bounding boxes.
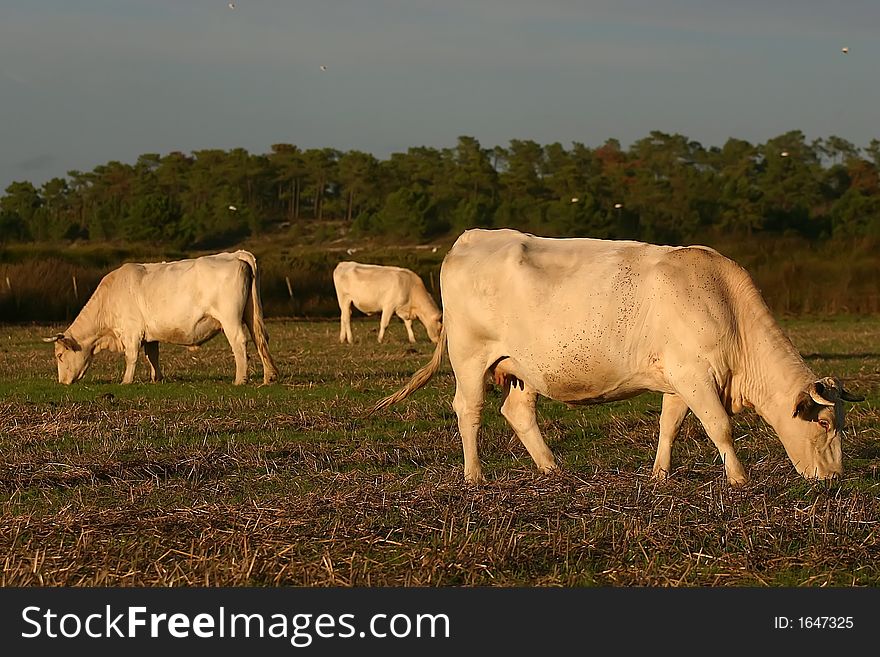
[0,318,878,586]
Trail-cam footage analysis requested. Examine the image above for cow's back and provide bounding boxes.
[441,228,677,340]
[128,254,249,343]
[334,261,414,314]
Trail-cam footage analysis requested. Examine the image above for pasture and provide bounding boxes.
[0,315,878,586]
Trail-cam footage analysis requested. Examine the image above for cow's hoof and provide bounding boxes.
[651,467,671,482]
[464,472,486,486]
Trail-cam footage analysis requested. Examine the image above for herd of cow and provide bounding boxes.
[43,228,865,486]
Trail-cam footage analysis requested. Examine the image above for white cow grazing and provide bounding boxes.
[44,250,279,385]
[333,261,442,344]
[373,228,864,485]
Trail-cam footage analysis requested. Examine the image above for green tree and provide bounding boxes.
[0,181,42,240]
[122,194,184,243]
[225,147,272,226]
[368,187,432,238]
[757,131,824,235]
[269,143,306,222]
[496,139,547,230]
[829,157,880,236]
[452,136,498,205]
[337,150,380,222]
[301,148,338,219]
[822,135,860,166]
[40,177,74,240]
[864,139,880,168]
[500,139,546,201]
[711,138,763,234]
[625,131,708,242]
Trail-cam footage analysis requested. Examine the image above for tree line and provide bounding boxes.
[2,130,879,248]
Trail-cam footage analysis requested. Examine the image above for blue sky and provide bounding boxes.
[1,0,878,191]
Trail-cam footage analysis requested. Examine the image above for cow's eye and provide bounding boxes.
[818,418,831,431]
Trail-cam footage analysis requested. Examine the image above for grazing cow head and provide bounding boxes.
[785,377,864,479]
[43,333,94,384]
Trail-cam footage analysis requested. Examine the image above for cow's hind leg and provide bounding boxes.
[338,297,353,344]
[500,385,556,475]
[451,363,488,484]
[143,341,162,383]
[670,371,747,485]
[219,319,249,385]
[651,393,689,480]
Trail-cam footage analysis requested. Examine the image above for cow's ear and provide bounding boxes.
[62,336,82,352]
[48,334,81,351]
[793,390,813,419]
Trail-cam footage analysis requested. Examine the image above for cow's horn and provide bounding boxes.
[809,378,837,406]
[839,385,865,403]
[42,333,64,343]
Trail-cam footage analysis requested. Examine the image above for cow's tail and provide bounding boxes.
[370,321,447,415]
[237,250,279,384]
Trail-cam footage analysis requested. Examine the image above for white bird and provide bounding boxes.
[320,65,328,71]
[228,2,235,9]
[228,205,237,211]
[841,46,849,54]
[614,203,623,209]
[780,151,790,157]
[570,197,579,203]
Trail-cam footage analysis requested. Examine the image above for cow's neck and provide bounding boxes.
[738,304,814,430]
[410,295,432,321]
[66,294,107,347]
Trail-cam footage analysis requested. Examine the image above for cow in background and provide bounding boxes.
[333,261,441,344]
[373,228,864,485]
[44,250,279,385]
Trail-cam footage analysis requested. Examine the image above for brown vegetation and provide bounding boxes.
[1,233,879,323]
[0,318,878,586]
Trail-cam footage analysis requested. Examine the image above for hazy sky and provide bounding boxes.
[2,0,878,191]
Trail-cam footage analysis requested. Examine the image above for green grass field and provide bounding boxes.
[1,315,878,586]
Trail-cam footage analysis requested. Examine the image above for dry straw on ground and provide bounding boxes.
[0,319,878,586]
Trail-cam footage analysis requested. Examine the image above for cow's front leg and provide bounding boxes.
[671,370,747,486]
[402,317,416,343]
[121,340,140,384]
[377,308,393,343]
[143,341,162,383]
[652,393,689,480]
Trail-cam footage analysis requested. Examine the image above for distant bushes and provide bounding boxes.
[4,132,880,254]
[0,260,105,323]
[722,235,880,316]
[0,235,876,324]
[0,242,445,323]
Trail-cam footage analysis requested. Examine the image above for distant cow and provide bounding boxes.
[44,250,279,385]
[373,228,864,485]
[333,261,442,344]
